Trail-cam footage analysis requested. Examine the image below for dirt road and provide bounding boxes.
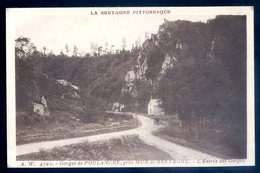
[17,114,220,159]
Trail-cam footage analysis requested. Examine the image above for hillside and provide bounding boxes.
[16,15,247,158]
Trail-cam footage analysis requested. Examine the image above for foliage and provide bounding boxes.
[16,38,138,124]
[134,80,152,112]
[145,45,165,81]
[155,16,246,156]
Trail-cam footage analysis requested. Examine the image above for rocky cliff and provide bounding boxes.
[119,16,246,115]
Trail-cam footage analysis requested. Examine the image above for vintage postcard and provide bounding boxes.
[6,6,254,167]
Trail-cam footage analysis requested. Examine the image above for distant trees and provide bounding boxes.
[90,42,103,56]
[15,36,131,60]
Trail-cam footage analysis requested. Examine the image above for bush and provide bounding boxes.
[80,94,106,123]
[16,112,46,127]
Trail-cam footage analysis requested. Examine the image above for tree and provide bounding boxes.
[155,16,246,145]
[15,36,37,59]
[47,49,55,58]
[104,42,109,54]
[97,46,103,56]
[134,37,142,48]
[145,45,165,82]
[135,80,152,112]
[110,45,114,54]
[145,32,150,40]
[121,38,127,51]
[43,47,46,57]
[65,44,69,56]
[60,49,65,56]
[79,88,106,123]
[73,45,78,57]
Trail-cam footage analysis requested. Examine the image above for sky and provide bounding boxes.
[11,8,219,55]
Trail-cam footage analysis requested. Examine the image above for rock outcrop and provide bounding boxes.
[33,96,50,117]
[56,79,79,90]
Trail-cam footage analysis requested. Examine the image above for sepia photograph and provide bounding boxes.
[6,7,254,167]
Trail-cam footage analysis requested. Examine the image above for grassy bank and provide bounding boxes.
[17,135,171,160]
[153,119,246,159]
[17,112,139,145]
